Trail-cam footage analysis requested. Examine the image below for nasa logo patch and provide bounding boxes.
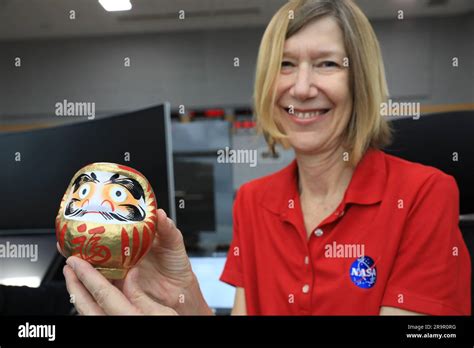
[350,255,377,289]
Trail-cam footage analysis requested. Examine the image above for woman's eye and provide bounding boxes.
[78,184,90,199]
[320,61,338,68]
[281,61,294,68]
[110,186,127,203]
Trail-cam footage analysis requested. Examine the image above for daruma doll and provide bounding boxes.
[56,163,158,279]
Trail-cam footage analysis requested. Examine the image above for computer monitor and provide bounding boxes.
[174,159,216,249]
[0,104,175,289]
[384,111,474,214]
[189,256,235,314]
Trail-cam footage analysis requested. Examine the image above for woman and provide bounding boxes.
[63,0,470,315]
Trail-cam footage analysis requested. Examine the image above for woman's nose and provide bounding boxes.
[290,65,318,101]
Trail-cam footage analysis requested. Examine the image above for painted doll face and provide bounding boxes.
[64,171,147,223]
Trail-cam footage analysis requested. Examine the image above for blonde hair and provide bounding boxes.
[254,0,392,166]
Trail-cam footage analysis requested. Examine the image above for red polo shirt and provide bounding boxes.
[220,148,471,315]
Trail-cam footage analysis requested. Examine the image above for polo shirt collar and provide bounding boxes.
[260,148,387,216]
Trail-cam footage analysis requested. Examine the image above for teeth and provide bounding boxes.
[288,109,327,119]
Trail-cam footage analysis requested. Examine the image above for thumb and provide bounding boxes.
[155,209,185,251]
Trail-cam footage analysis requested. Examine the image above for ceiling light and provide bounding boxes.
[99,0,132,12]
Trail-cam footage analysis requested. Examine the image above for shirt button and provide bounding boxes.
[302,284,310,293]
[314,228,324,237]
[304,256,309,265]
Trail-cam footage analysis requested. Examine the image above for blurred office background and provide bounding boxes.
[0,0,473,314]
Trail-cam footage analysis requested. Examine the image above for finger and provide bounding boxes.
[63,265,105,315]
[123,268,177,315]
[155,209,185,250]
[66,256,140,315]
[56,242,65,257]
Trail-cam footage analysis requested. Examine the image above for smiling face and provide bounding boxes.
[275,16,353,155]
[64,170,146,223]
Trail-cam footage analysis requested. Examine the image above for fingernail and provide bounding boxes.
[66,257,75,270]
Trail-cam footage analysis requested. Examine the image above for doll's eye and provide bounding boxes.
[110,186,127,203]
[78,184,90,199]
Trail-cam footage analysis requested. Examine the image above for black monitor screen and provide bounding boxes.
[0,104,175,230]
